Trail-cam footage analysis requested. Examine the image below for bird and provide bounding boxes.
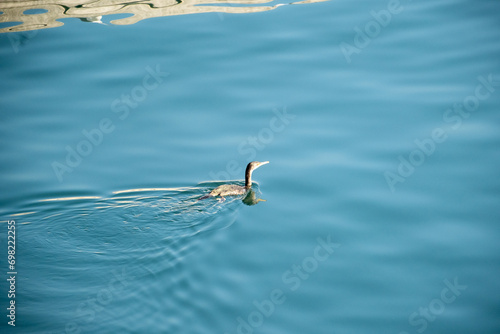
[199,161,269,201]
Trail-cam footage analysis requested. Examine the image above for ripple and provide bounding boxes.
[4,183,256,332]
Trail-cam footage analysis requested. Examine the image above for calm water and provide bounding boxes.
[1,0,500,333]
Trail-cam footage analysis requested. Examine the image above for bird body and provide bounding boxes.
[208,184,247,197]
[199,161,269,200]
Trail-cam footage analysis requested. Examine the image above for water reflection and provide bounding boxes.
[0,0,329,33]
[242,189,266,206]
[79,16,105,25]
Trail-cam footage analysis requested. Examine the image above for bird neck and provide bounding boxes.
[245,167,253,188]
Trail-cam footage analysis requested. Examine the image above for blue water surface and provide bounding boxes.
[1,0,500,333]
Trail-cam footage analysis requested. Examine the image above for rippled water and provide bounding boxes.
[1,0,500,333]
[7,186,247,332]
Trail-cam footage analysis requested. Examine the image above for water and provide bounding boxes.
[1,0,500,333]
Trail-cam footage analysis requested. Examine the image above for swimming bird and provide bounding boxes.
[199,161,269,200]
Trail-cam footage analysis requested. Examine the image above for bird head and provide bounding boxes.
[247,161,269,173]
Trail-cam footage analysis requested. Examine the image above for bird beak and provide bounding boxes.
[258,161,269,167]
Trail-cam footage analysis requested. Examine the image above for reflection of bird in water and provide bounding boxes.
[199,161,269,201]
[242,189,267,206]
